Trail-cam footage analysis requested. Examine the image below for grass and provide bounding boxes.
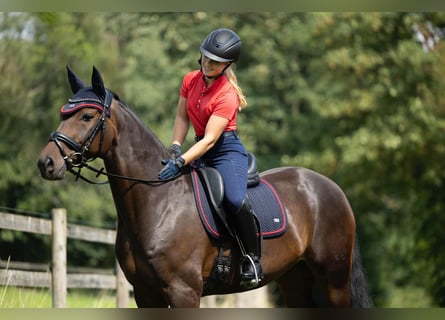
[384,285,435,308]
[0,286,137,308]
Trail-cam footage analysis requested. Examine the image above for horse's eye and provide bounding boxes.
[82,113,94,122]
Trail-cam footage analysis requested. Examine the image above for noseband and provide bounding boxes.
[49,90,112,175]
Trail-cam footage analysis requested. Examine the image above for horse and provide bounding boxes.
[37,66,373,307]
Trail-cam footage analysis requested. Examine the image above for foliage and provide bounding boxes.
[1,12,445,306]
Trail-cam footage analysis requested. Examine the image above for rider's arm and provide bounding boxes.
[172,96,189,146]
[180,115,229,165]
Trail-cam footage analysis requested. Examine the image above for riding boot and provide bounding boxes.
[232,197,264,288]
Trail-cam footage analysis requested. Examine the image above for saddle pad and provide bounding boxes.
[190,169,288,239]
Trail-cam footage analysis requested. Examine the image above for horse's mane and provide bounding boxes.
[109,89,168,152]
[110,90,127,108]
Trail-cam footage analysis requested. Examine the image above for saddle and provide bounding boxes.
[191,153,287,240]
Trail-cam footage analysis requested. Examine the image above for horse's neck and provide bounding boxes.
[103,104,171,233]
[104,104,167,179]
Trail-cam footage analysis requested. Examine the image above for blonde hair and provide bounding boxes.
[225,66,247,110]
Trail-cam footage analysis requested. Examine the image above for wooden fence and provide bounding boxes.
[0,208,273,308]
[0,208,131,308]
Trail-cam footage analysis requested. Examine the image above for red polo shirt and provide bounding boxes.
[180,70,239,136]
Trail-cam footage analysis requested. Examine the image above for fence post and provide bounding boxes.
[52,208,67,308]
[115,259,130,307]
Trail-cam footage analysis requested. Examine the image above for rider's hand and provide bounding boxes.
[158,157,185,180]
[168,144,182,158]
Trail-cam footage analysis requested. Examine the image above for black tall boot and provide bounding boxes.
[232,197,263,288]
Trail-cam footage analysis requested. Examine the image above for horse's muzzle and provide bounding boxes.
[37,146,67,180]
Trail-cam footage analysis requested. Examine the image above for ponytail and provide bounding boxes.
[225,66,247,110]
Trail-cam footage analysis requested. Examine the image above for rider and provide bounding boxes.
[158,28,263,287]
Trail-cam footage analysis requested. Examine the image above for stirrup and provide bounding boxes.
[240,255,262,288]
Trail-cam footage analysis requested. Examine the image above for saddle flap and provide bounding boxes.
[198,166,224,210]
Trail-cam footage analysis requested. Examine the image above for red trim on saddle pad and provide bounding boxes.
[190,169,288,239]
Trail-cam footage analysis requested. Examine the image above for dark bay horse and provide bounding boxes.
[37,66,372,307]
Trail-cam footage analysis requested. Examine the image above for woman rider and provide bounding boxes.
[158,28,263,287]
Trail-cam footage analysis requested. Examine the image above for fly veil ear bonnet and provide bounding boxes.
[60,66,112,118]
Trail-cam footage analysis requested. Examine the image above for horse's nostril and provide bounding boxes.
[45,157,54,174]
[38,156,54,175]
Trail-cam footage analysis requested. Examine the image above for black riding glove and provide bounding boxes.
[158,156,185,180]
[168,143,182,159]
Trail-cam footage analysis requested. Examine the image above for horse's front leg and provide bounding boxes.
[166,279,203,307]
[133,254,204,307]
[133,281,170,307]
[164,260,204,307]
[132,273,202,307]
[161,258,205,307]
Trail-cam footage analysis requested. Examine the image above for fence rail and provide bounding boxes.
[0,209,130,308]
[0,210,116,243]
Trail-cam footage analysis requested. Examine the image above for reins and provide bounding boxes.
[67,159,180,186]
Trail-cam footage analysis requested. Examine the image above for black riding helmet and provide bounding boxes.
[200,28,241,62]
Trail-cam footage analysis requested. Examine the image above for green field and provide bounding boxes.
[0,286,137,308]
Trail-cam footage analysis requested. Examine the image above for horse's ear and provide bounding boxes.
[66,65,85,94]
[91,66,106,100]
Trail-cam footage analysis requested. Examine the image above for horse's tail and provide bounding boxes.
[350,236,374,308]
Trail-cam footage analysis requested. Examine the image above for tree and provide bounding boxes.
[279,12,445,306]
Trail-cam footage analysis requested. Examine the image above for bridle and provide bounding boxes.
[49,90,173,185]
[49,90,112,180]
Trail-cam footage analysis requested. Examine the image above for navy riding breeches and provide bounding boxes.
[199,131,248,214]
